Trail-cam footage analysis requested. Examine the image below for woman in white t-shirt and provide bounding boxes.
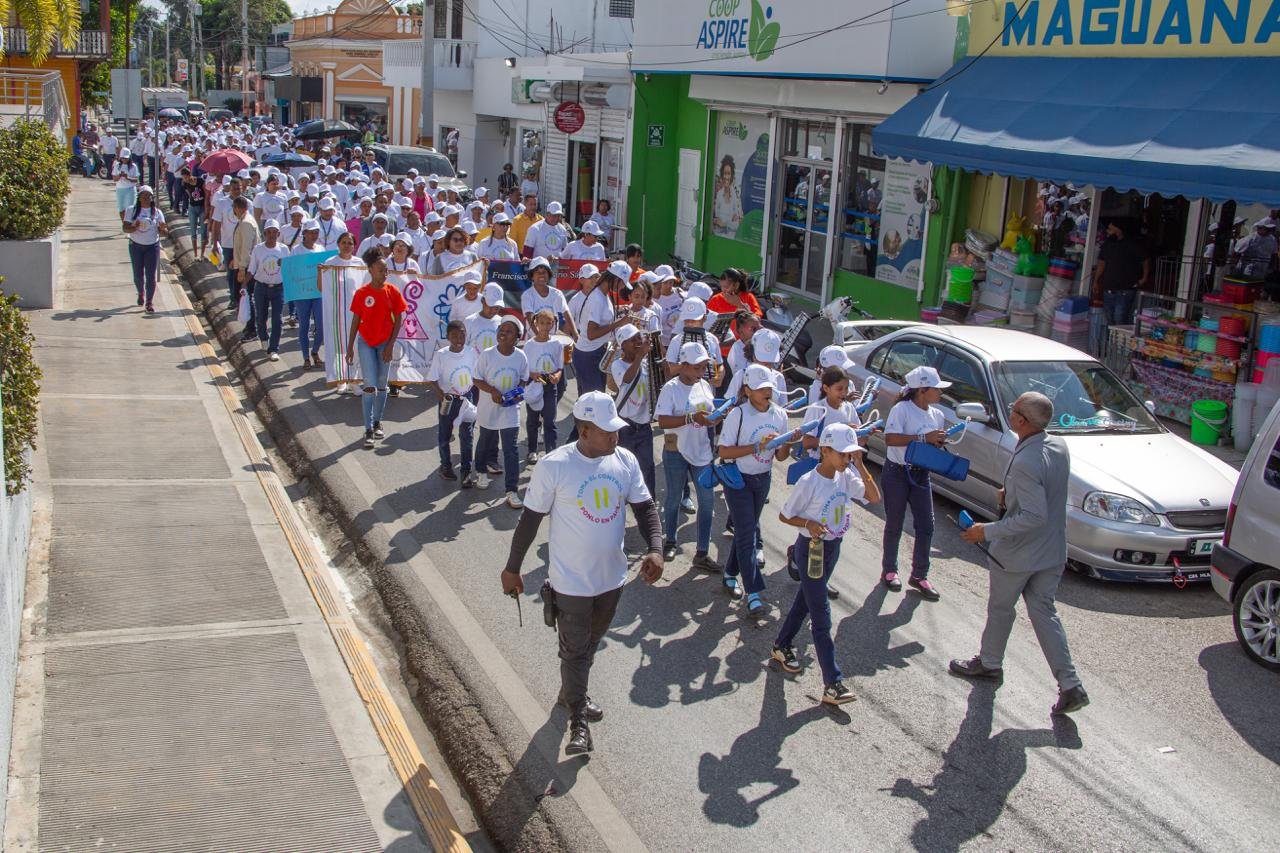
[426,227,476,275]
[327,232,366,395]
[121,185,167,312]
[879,365,950,602]
[385,233,422,288]
[113,147,140,219]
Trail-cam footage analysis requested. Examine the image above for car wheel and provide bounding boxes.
[1232,568,1280,671]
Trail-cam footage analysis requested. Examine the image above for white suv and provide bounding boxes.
[1211,398,1280,670]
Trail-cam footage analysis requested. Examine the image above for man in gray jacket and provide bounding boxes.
[950,391,1088,715]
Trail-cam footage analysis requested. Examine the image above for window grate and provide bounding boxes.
[609,0,634,18]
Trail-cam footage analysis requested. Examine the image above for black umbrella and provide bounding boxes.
[262,151,316,168]
[157,107,185,119]
[294,119,361,140]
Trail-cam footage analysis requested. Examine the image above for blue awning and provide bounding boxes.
[872,56,1280,206]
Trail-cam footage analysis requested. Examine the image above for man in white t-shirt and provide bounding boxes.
[523,200,573,259]
[212,176,245,304]
[252,173,289,225]
[500,391,664,756]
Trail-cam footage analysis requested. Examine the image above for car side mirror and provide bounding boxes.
[955,402,989,423]
[458,170,468,179]
[1144,400,1156,414]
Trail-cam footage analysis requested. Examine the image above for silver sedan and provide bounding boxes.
[844,325,1240,582]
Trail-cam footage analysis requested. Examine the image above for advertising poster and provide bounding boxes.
[281,251,334,303]
[712,111,770,246]
[874,159,932,289]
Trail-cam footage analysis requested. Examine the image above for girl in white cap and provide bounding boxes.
[122,185,167,312]
[523,308,565,464]
[520,258,576,339]
[385,233,421,287]
[472,316,530,506]
[112,148,140,220]
[563,220,608,261]
[771,423,880,704]
[879,365,950,601]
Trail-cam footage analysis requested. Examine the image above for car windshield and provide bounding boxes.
[993,360,1162,435]
[382,150,455,178]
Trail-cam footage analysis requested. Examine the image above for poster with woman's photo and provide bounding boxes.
[875,159,933,289]
[712,112,770,246]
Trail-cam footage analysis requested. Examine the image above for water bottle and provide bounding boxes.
[806,535,825,579]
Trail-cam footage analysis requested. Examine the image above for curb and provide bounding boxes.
[160,208,567,852]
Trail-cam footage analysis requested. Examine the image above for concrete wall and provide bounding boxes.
[0,230,61,310]
[0,415,33,840]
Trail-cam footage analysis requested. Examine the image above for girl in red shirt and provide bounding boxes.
[345,248,407,447]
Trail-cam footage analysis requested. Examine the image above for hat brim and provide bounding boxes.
[591,413,628,432]
[824,440,865,453]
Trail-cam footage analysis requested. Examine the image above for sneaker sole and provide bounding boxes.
[771,654,802,674]
[822,693,857,705]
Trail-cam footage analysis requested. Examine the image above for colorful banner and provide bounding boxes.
[554,258,589,294]
[486,259,529,310]
[712,111,770,245]
[393,260,487,383]
[321,263,366,386]
[874,159,932,290]
[281,251,334,303]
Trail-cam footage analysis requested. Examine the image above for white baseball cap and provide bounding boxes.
[678,341,710,364]
[653,264,677,281]
[820,423,864,453]
[751,329,782,363]
[607,260,632,281]
[372,212,389,223]
[687,281,715,302]
[474,186,489,198]
[317,197,335,210]
[528,256,552,274]
[904,365,952,389]
[679,297,708,322]
[572,391,627,432]
[393,231,413,246]
[580,220,604,236]
[578,263,600,279]
[498,314,524,335]
[262,218,280,232]
[492,212,512,225]
[545,201,564,216]
[743,363,775,391]
[615,323,640,344]
[460,221,479,235]
[482,282,505,306]
[818,345,855,370]
[302,219,320,231]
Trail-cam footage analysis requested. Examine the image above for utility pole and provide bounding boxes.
[241,0,250,117]
[146,27,153,85]
[194,3,204,100]
[189,2,199,99]
[165,18,171,86]
[418,0,434,148]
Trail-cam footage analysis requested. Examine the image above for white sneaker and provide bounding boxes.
[526,451,540,465]
[268,351,280,362]
[475,474,491,489]
[506,491,523,509]
[337,383,356,396]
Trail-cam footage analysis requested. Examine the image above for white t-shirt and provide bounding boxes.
[727,340,749,375]
[884,399,947,464]
[521,286,569,332]
[357,233,391,258]
[427,346,476,395]
[253,190,288,222]
[475,346,528,430]
[214,193,242,249]
[101,135,119,155]
[315,215,348,251]
[124,206,164,246]
[524,220,572,259]
[720,402,788,475]
[562,239,607,261]
[474,235,520,261]
[522,442,651,597]
[450,292,483,322]
[782,467,866,541]
[801,399,862,459]
[113,159,140,190]
[568,287,615,353]
[655,377,716,467]
[465,314,500,356]
[524,337,564,377]
[432,250,476,274]
[610,357,652,425]
[385,257,421,289]
[246,242,291,284]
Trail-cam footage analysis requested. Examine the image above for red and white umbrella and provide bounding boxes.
[199,148,254,175]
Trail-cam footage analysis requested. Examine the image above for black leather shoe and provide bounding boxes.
[581,697,604,723]
[662,541,678,561]
[565,717,593,756]
[1051,685,1089,715]
[948,655,1004,681]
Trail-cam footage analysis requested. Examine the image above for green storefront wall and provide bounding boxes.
[627,75,964,321]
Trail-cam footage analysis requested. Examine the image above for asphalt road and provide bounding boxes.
[204,327,1279,853]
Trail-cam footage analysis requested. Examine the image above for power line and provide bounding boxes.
[923,0,1029,91]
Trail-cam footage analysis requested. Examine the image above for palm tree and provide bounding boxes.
[0,0,82,64]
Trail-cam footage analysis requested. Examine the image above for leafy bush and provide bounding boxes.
[222,97,242,114]
[0,121,70,241]
[0,290,41,495]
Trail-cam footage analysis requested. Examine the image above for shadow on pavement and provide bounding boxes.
[697,671,834,827]
[1199,642,1280,766]
[1054,571,1228,619]
[885,683,1082,852]
[835,581,925,678]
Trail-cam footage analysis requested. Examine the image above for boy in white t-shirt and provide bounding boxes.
[523,309,565,465]
[472,316,529,507]
[427,320,478,485]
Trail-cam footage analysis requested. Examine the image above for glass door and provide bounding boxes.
[775,159,832,297]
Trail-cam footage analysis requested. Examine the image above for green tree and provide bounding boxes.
[0,0,81,65]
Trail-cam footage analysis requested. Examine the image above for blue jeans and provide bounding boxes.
[187,203,205,244]
[619,421,656,500]
[723,471,771,594]
[296,297,323,357]
[127,241,159,302]
[356,336,392,430]
[223,247,237,303]
[254,282,283,352]
[476,425,519,492]
[662,449,714,553]
[572,345,607,395]
[776,534,844,686]
[525,379,560,454]
[437,393,475,474]
[881,461,935,579]
[1103,289,1136,325]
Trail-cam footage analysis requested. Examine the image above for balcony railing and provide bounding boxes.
[434,38,475,70]
[0,70,70,139]
[3,27,110,59]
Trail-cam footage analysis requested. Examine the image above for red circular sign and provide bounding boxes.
[553,101,586,134]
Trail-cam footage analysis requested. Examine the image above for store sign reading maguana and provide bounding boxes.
[711,112,770,246]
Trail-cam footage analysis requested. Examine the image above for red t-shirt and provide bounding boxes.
[349,283,407,346]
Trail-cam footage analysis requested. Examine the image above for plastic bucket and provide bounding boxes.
[947,280,974,303]
[1190,399,1229,445]
[1260,321,1280,353]
[1218,314,1246,337]
[949,266,975,284]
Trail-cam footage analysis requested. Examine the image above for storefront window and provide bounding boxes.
[340,102,387,141]
[779,118,835,161]
[836,125,885,278]
[520,127,543,187]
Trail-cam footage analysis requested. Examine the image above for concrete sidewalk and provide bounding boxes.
[4,180,476,851]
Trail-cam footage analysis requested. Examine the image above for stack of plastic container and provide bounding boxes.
[1254,316,1280,384]
[1036,275,1074,336]
[1052,296,1091,350]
